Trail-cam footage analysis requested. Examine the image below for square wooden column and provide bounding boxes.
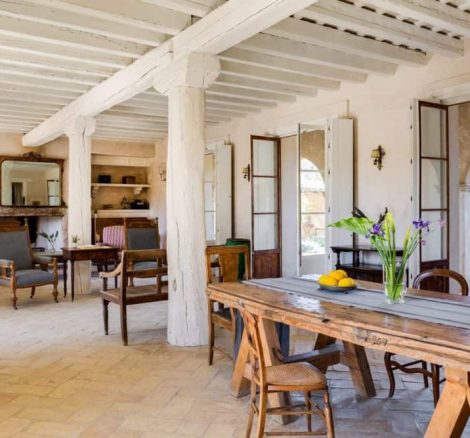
[154,53,220,346]
[64,117,95,295]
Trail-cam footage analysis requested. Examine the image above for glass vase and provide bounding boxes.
[383,263,406,304]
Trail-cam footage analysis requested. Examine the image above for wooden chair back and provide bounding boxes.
[205,245,251,284]
[238,304,266,386]
[413,268,469,296]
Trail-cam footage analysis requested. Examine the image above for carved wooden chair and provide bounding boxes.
[239,305,335,437]
[100,249,168,345]
[0,221,58,309]
[206,244,251,365]
[100,218,162,288]
[384,268,469,406]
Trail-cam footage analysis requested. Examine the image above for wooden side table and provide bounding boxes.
[62,246,119,301]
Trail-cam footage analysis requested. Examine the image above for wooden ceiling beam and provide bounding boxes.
[0,73,89,93]
[239,33,398,75]
[208,83,296,103]
[215,73,318,96]
[24,0,318,146]
[298,0,463,57]
[221,47,367,82]
[0,0,166,46]
[221,60,339,90]
[141,0,218,17]
[31,0,191,35]
[266,17,430,66]
[0,14,147,58]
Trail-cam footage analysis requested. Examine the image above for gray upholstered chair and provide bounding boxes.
[0,222,58,309]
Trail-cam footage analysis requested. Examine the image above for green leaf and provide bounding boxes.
[329,216,374,236]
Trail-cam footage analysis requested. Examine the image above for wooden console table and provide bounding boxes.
[331,245,404,283]
[62,246,118,301]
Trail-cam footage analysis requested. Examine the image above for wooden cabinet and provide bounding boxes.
[330,245,406,284]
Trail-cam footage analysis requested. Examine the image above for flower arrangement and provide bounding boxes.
[330,208,443,303]
[38,230,59,253]
[71,235,80,247]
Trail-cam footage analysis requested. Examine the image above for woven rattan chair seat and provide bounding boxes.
[265,362,327,389]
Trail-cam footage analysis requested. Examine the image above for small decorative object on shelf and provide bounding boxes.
[98,175,111,183]
[38,230,59,253]
[71,235,80,247]
[330,207,444,304]
[122,176,136,184]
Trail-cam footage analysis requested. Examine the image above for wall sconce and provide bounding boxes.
[371,145,385,170]
[242,164,251,181]
[159,163,167,181]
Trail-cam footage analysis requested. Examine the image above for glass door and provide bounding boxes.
[418,101,449,290]
[298,127,326,275]
[251,136,281,278]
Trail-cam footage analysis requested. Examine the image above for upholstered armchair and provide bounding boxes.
[0,223,58,309]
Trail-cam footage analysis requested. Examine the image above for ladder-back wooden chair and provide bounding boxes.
[206,244,250,365]
[0,221,58,309]
[100,218,162,289]
[239,305,335,437]
[100,249,168,345]
[384,268,469,406]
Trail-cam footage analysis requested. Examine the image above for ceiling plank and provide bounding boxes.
[297,0,463,57]
[0,0,166,46]
[0,73,89,93]
[363,0,470,37]
[239,33,398,74]
[32,0,191,35]
[221,47,367,82]
[266,17,430,66]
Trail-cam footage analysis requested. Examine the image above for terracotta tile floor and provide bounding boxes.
[1,278,470,437]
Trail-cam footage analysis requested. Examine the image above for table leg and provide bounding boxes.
[341,341,376,399]
[231,329,251,398]
[425,368,470,438]
[71,260,75,302]
[313,334,337,373]
[63,259,67,298]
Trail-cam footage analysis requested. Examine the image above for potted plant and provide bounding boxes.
[71,235,80,248]
[330,208,443,304]
[38,230,59,253]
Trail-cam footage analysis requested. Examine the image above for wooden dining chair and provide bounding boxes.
[239,305,335,438]
[100,249,168,345]
[206,244,250,365]
[384,268,468,406]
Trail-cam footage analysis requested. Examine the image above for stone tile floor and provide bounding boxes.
[0,279,469,437]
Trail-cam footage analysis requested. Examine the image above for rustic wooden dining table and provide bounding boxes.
[207,279,470,438]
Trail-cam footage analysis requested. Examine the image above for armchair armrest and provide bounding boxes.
[99,261,122,291]
[0,258,15,279]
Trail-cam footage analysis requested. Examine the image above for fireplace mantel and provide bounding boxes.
[0,206,67,217]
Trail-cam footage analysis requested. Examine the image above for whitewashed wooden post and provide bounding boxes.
[154,53,220,346]
[64,117,95,294]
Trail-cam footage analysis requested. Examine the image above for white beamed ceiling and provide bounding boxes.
[0,0,466,143]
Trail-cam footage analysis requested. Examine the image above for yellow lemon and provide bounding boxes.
[319,275,338,287]
[329,270,346,281]
[335,269,348,279]
[338,278,356,288]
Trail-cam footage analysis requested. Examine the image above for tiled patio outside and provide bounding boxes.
[1,278,469,438]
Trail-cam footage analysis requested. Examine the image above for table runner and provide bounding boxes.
[245,277,470,330]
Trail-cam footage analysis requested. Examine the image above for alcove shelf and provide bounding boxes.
[91,183,151,197]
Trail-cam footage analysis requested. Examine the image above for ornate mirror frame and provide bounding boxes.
[0,152,65,208]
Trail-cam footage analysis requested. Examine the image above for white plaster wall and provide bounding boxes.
[206,39,470,245]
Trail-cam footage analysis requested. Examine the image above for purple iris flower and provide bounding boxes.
[366,223,384,239]
[413,219,431,232]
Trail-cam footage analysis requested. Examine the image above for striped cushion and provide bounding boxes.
[102,225,125,250]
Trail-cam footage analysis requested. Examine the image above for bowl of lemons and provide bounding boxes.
[318,270,357,292]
